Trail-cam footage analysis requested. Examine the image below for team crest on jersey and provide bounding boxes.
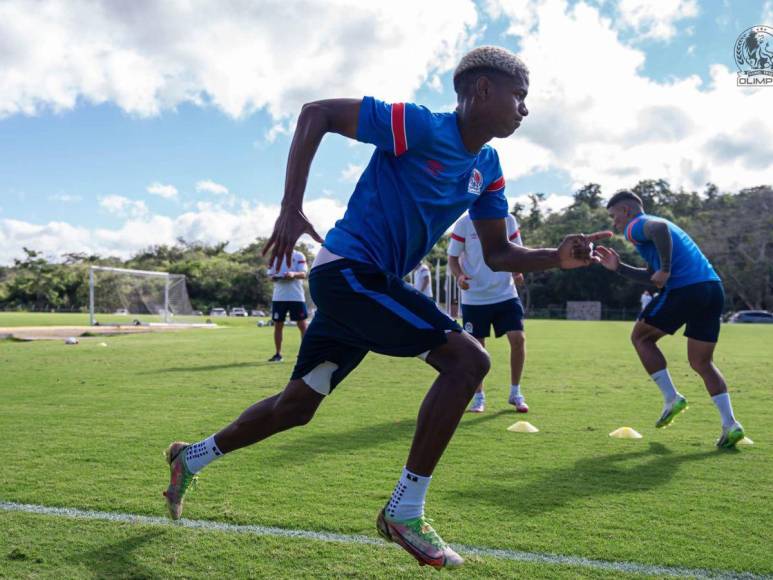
[467,169,483,195]
[464,321,473,333]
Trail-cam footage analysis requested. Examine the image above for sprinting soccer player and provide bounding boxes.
[448,211,529,413]
[595,190,745,449]
[164,46,610,569]
[266,248,308,362]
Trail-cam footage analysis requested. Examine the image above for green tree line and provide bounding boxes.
[1,181,771,314]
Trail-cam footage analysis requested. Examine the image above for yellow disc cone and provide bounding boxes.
[737,436,754,446]
[609,427,642,439]
[507,421,539,433]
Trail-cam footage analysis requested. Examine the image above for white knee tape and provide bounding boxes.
[302,361,339,396]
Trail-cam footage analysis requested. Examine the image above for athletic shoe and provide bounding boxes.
[655,396,688,429]
[376,508,463,569]
[508,395,529,413]
[716,421,745,449]
[467,394,485,413]
[163,441,197,520]
[268,353,283,363]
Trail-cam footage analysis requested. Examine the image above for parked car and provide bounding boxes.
[728,310,773,324]
[114,308,129,315]
[251,309,267,317]
[209,307,227,317]
[192,310,203,316]
[230,307,248,317]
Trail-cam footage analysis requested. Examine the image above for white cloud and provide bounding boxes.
[616,0,698,41]
[339,163,364,183]
[0,0,478,119]
[146,182,178,199]
[764,1,773,24]
[0,196,347,264]
[47,193,81,203]
[485,0,772,194]
[98,194,148,218]
[195,180,229,195]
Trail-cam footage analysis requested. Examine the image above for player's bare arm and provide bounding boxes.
[595,245,654,284]
[263,98,362,267]
[473,218,612,271]
[643,220,672,288]
[447,255,471,289]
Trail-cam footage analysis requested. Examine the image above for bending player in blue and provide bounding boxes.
[596,191,745,449]
[163,46,610,569]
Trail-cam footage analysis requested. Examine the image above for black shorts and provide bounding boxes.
[290,259,461,392]
[461,297,525,339]
[272,301,308,322]
[640,281,724,343]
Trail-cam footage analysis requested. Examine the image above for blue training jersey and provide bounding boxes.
[323,97,509,278]
[624,213,720,289]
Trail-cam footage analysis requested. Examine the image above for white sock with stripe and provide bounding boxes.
[650,369,681,404]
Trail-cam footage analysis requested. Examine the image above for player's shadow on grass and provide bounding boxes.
[265,411,509,467]
[150,361,268,373]
[460,443,720,517]
[68,530,162,579]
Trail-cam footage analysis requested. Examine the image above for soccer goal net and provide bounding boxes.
[88,266,195,326]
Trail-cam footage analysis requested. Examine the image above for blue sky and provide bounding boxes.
[0,0,771,264]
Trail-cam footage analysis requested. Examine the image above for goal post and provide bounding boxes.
[88,266,195,326]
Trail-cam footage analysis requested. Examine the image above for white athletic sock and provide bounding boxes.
[184,435,224,474]
[386,467,431,521]
[510,384,522,400]
[650,369,680,403]
[711,393,736,428]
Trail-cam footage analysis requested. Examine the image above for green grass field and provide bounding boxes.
[1,314,772,578]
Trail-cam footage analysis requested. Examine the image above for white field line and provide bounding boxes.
[1,501,768,579]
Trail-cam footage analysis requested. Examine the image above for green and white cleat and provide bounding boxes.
[163,441,197,520]
[716,421,745,449]
[376,509,464,569]
[655,396,688,429]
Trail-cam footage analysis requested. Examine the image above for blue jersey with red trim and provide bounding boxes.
[323,96,508,278]
[625,213,720,289]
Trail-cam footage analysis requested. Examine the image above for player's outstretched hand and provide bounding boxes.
[593,245,620,271]
[263,207,324,268]
[557,231,613,269]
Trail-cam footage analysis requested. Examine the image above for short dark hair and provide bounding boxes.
[606,190,643,209]
[453,66,517,95]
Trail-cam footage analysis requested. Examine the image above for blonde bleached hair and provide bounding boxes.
[453,45,529,93]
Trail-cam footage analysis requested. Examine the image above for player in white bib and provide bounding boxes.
[448,212,528,413]
[266,249,308,362]
[412,261,433,298]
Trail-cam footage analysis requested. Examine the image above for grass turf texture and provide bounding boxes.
[1,316,771,577]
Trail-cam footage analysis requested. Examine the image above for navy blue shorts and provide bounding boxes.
[639,281,724,343]
[461,297,524,339]
[272,301,308,322]
[290,259,461,392]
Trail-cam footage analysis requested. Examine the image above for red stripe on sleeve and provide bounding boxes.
[391,102,407,156]
[485,176,506,191]
[509,229,520,241]
[450,233,465,242]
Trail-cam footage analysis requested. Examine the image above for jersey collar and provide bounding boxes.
[624,212,645,244]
